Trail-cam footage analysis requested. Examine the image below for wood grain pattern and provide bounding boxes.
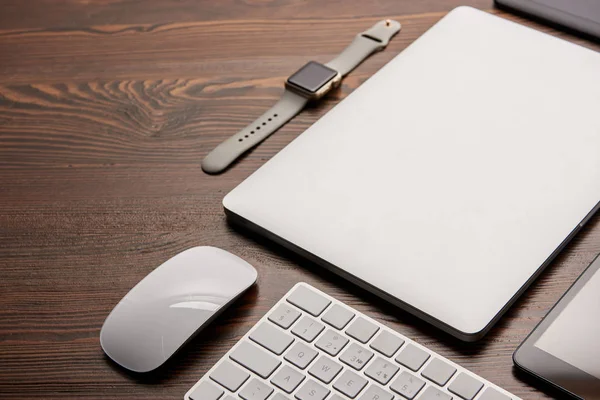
[1,1,599,399]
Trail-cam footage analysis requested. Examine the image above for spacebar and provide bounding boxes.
[230,341,281,379]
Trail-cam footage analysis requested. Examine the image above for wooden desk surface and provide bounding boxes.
[1,1,599,399]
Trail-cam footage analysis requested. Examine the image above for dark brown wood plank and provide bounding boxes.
[1,1,599,399]
[1,8,598,85]
[0,15,443,84]
[0,0,492,30]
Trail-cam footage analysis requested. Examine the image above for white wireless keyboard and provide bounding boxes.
[185,283,519,400]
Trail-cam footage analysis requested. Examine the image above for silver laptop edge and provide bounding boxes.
[224,203,599,341]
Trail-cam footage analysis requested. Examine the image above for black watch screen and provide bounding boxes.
[286,61,338,93]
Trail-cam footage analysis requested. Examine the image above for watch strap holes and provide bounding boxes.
[238,115,281,144]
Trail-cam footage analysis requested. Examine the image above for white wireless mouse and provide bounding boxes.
[100,246,257,373]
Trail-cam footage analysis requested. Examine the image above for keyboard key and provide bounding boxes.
[188,381,223,400]
[287,285,331,316]
[292,316,325,342]
[308,355,343,384]
[390,371,425,400]
[346,317,379,343]
[329,396,345,400]
[222,396,236,400]
[370,330,405,357]
[395,344,430,371]
[364,356,399,385]
[478,387,511,400]
[284,342,319,370]
[295,379,330,400]
[239,377,274,400]
[340,342,374,371]
[322,304,355,329]
[359,385,394,400]
[419,386,452,400]
[421,357,457,386]
[448,373,484,400]
[250,322,295,355]
[269,303,302,329]
[271,365,305,393]
[209,360,250,392]
[230,342,281,379]
[333,369,368,398]
[315,329,349,356]
[271,395,290,400]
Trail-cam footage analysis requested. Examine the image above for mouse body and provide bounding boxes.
[100,246,257,373]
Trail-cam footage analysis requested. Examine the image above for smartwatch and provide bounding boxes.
[201,19,401,174]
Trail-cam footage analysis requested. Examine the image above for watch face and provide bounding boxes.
[287,61,338,93]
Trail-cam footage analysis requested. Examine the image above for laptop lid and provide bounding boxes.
[223,7,600,341]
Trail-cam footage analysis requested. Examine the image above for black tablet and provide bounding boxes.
[496,0,600,40]
[514,254,600,399]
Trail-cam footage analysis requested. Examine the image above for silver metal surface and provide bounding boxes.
[223,6,600,340]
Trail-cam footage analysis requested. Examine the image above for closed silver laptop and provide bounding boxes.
[223,7,600,341]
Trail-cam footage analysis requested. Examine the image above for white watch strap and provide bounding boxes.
[201,90,308,174]
[202,19,401,175]
[326,19,401,76]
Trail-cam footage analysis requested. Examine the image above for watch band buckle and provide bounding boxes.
[360,19,402,48]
